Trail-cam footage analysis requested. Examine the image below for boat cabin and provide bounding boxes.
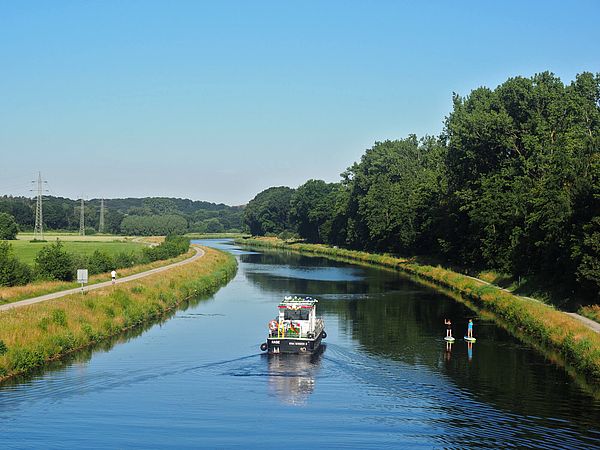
[275,296,320,338]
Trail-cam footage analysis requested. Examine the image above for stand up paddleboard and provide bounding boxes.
[444,336,455,342]
[464,337,476,342]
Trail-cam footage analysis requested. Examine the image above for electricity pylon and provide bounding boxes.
[79,197,85,236]
[99,199,106,233]
[30,172,48,240]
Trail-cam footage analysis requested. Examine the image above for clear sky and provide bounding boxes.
[0,1,598,205]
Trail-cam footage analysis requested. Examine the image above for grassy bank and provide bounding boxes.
[0,246,237,381]
[236,237,600,384]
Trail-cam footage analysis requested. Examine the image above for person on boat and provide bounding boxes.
[467,319,474,338]
[444,319,452,338]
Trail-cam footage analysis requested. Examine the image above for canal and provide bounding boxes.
[1,239,599,448]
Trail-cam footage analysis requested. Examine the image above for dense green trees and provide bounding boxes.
[244,187,295,236]
[443,72,599,296]
[243,71,600,300]
[0,213,19,240]
[290,180,340,243]
[0,196,243,235]
[120,214,188,236]
[340,136,448,254]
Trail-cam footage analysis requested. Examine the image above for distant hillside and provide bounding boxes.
[0,195,244,235]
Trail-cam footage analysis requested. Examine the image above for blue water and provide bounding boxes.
[0,239,599,449]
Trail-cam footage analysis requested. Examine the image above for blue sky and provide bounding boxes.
[0,1,598,205]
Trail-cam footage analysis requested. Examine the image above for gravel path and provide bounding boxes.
[0,245,205,312]
[566,312,600,334]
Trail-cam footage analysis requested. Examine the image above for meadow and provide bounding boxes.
[13,233,146,265]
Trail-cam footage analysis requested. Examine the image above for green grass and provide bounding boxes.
[7,239,146,265]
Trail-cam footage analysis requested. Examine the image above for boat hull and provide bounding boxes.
[267,331,324,354]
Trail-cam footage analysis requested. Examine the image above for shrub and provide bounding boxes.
[0,241,33,286]
[88,250,114,274]
[113,251,138,269]
[143,235,190,262]
[0,340,7,355]
[34,240,75,281]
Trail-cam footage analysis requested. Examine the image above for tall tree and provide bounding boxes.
[290,180,340,243]
[243,187,295,236]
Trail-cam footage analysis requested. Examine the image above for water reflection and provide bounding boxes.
[267,347,325,405]
[232,240,600,444]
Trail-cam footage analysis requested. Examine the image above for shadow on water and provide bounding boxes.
[234,243,600,445]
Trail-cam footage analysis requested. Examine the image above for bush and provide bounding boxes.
[0,212,18,240]
[143,235,190,262]
[88,250,114,274]
[35,240,75,281]
[113,251,138,269]
[0,241,33,286]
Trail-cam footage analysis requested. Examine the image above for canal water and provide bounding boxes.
[1,239,599,449]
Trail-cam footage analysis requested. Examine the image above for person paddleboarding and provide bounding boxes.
[465,319,475,341]
[444,319,454,340]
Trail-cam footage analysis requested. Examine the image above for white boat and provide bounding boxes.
[260,296,326,354]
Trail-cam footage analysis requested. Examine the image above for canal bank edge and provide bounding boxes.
[236,237,600,384]
[0,246,237,382]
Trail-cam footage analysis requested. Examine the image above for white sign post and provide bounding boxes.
[77,269,89,294]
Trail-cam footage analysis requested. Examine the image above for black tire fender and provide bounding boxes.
[260,342,268,351]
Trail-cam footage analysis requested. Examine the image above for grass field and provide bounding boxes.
[8,237,146,266]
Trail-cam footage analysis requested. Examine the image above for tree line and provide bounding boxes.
[0,196,244,236]
[243,72,600,301]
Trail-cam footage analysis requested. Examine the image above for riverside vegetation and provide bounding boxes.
[238,237,600,384]
[0,246,237,381]
[243,72,600,308]
[0,235,190,288]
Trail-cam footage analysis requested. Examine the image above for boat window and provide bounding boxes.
[284,309,309,321]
